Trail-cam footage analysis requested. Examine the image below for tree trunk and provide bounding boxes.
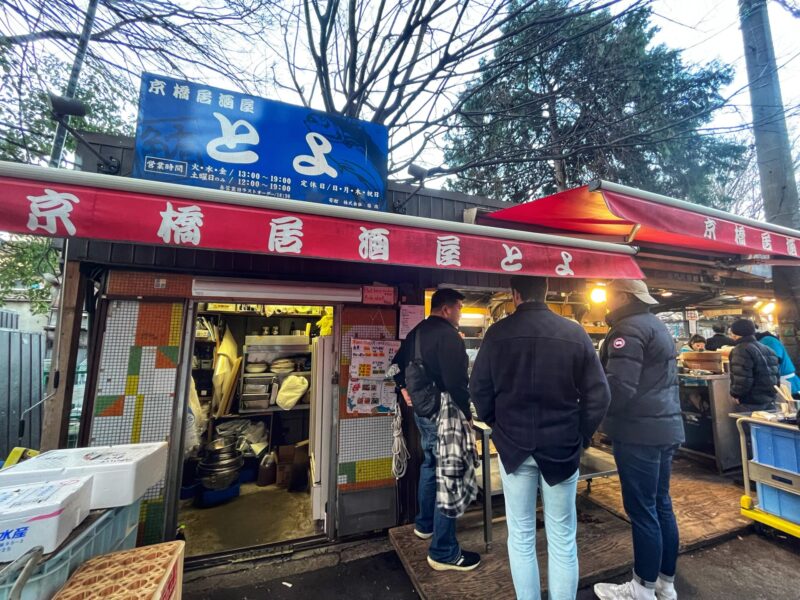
[739,0,800,362]
[546,98,567,192]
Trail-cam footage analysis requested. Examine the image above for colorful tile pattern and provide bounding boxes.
[89,299,185,544]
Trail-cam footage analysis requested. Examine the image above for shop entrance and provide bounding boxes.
[178,301,337,557]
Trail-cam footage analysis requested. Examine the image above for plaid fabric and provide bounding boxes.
[436,393,479,518]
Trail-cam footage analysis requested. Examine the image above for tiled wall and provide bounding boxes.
[89,299,184,544]
[337,306,397,492]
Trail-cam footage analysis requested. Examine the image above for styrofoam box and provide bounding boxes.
[0,443,167,509]
[0,477,92,562]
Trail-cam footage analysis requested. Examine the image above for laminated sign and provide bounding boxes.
[347,338,401,415]
[133,72,389,211]
[349,338,400,379]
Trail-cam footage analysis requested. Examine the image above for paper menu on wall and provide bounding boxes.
[399,305,425,340]
[346,379,397,414]
[349,339,401,380]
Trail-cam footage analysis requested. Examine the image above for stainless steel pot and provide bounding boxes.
[206,436,236,453]
[199,454,243,470]
[198,469,240,490]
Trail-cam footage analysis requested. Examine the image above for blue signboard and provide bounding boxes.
[133,72,389,211]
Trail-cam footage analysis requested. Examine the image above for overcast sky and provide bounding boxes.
[650,0,799,137]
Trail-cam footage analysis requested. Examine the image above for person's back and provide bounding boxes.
[756,332,800,395]
[729,338,779,408]
[705,323,735,351]
[472,302,609,478]
[471,276,609,600]
[397,316,470,415]
[391,288,480,573]
[594,280,682,600]
[600,309,683,446]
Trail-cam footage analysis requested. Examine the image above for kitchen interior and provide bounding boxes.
[178,302,336,557]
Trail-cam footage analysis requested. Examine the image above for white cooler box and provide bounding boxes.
[0,443,167,509]
[0,477,92,562]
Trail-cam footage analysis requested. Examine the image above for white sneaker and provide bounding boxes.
[413,529,433,540]
[655,578,677,600]
[594,579,655,600]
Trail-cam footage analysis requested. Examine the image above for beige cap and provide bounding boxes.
[607,279,659,305]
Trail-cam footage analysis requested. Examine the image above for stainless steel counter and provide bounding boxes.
[679,374,741,473]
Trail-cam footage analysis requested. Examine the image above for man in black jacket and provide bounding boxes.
[728,318,779,410]
[392,288,480,572]
[705,323,735,351]
[594,280,684,600]
[470,276,610,600]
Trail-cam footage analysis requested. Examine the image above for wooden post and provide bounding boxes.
[40,260,86,451]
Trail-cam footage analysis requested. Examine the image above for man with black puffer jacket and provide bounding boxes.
[594,280,684,600]
[728,318,779,411]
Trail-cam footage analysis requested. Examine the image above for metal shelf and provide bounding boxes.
[242,370,311,377]
[219,404,311,418]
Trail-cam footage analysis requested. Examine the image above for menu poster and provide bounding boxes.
[399,304,425,339]
[349,338,401,380]
[346,379,397,414]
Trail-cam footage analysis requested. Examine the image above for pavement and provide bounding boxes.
[184,531,800,599]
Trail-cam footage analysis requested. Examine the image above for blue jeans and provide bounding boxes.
[612,441,680,585]
[414,414,460,563]
[499,455,579,600]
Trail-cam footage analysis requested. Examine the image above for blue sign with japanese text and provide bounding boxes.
[133,73,389,211]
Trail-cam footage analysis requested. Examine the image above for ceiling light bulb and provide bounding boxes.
[590,287,607,304]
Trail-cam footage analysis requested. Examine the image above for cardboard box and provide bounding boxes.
[0,443,167,509]
[277,445,295,464]
[0,477,92,561]
[276,464,292,488]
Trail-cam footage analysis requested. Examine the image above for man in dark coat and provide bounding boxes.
[391,288,480,572]
[594,280,684,600]
[728,318,779,410]
[470,276,610,600]
[705,323,735,351]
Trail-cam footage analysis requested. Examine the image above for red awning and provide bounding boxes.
[0,162,643,280]
[487,181,800,259]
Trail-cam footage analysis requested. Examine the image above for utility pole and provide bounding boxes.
[739,0,800,360]
[47,0,100,168]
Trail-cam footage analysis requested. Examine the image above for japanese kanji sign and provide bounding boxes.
[133,72,389,211]
[489,185,800,260]
[0,172,644,279]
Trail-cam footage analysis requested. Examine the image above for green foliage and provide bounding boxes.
[0,52,134,164]
[0,235,58,315]
[444,1,746,206]
[0,51,134,313]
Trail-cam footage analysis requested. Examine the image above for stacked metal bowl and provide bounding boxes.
[197,435,243,490]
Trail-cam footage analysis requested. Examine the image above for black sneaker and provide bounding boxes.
[427,550,481,572]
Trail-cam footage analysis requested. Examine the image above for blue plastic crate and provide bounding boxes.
[751,424,800,475]
[194,482,240,508]
[0,500,141,600]
[757,482,800,525]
